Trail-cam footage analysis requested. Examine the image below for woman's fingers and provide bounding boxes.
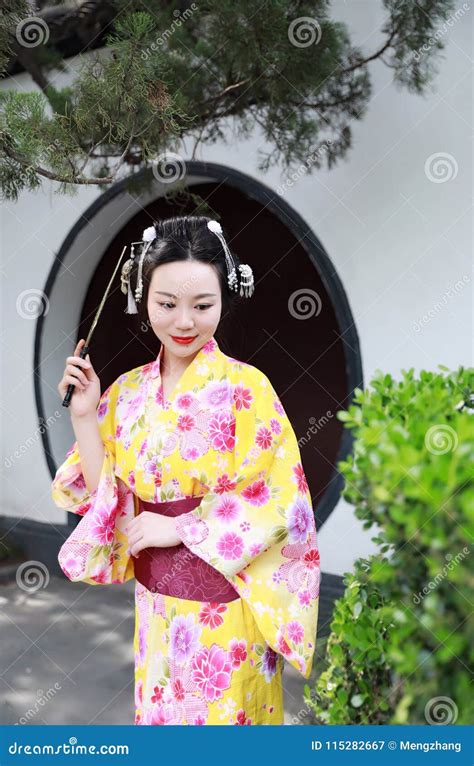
[66,356,91,372]
[69,340,95,375]
[74,338,86,353]
[126,512,147,533]
[127,529,142,544]
[129,539,143,557]
[63,340,98,388]
[127,513,157,556]
[66,364,89,386]
[63,375,86,391]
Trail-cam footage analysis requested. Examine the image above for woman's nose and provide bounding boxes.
[175,310,194,328]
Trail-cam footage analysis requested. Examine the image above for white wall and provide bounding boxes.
[1,2,471,575]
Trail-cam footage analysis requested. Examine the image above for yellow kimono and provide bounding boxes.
[51,336,320,725]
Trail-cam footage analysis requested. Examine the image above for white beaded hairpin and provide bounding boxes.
[120,220,255,314]
[206,220,255,298]
[120,226,157,314]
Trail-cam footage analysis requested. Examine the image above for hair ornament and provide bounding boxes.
[206,219,255,298]
[121,219,255,315]
[120,224,157,314]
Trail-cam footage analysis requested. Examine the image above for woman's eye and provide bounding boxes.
[158,302,212,310]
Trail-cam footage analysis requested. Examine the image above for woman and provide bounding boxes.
[52,216,320,726]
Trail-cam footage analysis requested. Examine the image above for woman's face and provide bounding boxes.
[146,260,222,357]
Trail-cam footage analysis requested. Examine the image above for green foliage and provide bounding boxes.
[306,559,393,724]
[310,366,474,724]
[0,0,456,199]
[0,0,29,76]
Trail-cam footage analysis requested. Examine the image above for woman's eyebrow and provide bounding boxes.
[154,291,217,299]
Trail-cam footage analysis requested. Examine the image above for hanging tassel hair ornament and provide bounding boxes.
[120,225,157,314]
[121,219,254,313]
[207,220,255,298]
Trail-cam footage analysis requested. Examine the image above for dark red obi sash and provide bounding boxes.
[133,496,239,602]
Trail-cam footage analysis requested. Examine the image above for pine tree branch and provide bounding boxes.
[3,143,116,185]
[341,27,399,74]
[196,78,253,110]
[0,0,458,199]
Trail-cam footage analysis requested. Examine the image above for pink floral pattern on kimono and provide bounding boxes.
[51,334,320,725]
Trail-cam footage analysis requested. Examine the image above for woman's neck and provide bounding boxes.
[161,344,198,379]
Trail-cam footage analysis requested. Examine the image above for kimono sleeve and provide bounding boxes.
[175,368,320,678]
[51,380,135,585]
[51,381,119,515]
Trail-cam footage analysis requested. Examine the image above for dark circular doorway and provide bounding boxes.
[38,163,362,530]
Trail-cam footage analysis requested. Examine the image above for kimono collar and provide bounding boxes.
[148,335,222,380]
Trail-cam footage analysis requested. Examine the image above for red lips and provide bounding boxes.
[171,335,198,345]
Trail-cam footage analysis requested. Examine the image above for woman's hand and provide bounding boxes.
[126,512,182,557]
[58,338,101,418]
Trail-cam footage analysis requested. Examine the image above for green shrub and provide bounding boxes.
[310,366,474,724]
[305,558,394,724]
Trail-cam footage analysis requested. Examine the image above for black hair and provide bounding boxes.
[133,216,249,343]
